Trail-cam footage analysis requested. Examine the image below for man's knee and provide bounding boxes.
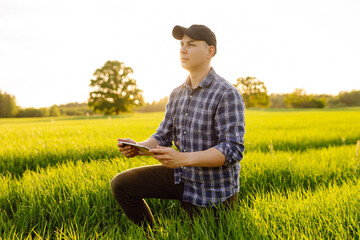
[110,170,130,195]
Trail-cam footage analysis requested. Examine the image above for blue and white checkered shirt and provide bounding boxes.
[151,67,245,207]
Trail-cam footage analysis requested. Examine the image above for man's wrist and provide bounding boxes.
[138,137,159,150]
[182,152,194,167]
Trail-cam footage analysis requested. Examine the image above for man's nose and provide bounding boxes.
[180,46,187,54]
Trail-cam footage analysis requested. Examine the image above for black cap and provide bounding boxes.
[172,24,217,56]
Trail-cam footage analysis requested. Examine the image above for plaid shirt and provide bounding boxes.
[151,67,245,207]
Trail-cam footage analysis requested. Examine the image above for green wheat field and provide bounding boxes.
[1,108,360,239]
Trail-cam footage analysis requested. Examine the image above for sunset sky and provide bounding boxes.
[1,0,359,108]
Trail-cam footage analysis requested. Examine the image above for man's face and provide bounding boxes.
[180,34,213,71]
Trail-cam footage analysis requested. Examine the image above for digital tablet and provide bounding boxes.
[118,141,153,154]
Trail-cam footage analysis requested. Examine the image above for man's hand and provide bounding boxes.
[149,146,189,168]
[117,138,139,158]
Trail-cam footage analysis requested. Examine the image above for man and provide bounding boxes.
[111,24,245,229]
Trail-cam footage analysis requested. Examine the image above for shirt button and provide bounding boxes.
[185,113,188,116]
[189,95,192,98]
[183,130,187,134]
[184,149,187,152]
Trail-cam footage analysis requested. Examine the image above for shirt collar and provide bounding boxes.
[183,67,216,90]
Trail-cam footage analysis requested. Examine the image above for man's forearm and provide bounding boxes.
[184,147,225,167]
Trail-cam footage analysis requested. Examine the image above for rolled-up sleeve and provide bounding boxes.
[213,89,245,166]
[150,94,174,147]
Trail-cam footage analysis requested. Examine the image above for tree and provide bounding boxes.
[285,88,325,108]
[328,90,360,107]
[233,76,269,108]
[269,93,287,108]
[16,108,46,117]
[0,89,18,117]
[88,60,144,115]
[49,105,61,116]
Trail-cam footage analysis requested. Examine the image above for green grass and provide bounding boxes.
[1,109,359,176]
[1,108,360,239]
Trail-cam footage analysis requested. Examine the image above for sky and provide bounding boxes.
[1,0,359,108]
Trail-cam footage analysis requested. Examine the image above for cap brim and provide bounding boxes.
[172,25,187,40]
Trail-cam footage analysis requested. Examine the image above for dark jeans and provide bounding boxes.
[110,164,238,229]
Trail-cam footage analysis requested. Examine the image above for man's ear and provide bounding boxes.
[208,45,215,58]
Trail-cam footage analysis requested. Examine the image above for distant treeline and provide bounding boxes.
[269,89,360,108]
[0,89,359,118]
[12,102,95,118]
[135,96,169,113]
[0,90,95,118]
[136,89,360,111]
